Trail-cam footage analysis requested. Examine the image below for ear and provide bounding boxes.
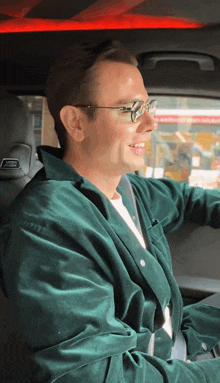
[60,105,85,142]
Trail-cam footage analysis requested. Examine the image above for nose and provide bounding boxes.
[138,109,158,133]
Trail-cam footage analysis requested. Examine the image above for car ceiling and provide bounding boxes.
[0,0,220,97]
[1,0,220,25]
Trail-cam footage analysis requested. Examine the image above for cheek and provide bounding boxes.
[101,114,136,143]
[83,112,137,153]
[82,123,114,154]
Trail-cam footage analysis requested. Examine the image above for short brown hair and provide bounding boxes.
[46,38,137,153]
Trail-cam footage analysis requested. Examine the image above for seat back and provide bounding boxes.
[0,93,36,216]
[0,93,39,381]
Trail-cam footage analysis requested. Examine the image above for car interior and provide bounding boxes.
[1,0,220,379]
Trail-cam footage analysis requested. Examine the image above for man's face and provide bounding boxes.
[79,60,157,176]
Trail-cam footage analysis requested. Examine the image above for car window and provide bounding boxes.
[18,95,59,163]
[146,96,220,190]
[19,95,43,148]
[19,95,220,190]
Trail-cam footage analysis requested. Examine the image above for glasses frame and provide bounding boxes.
[72,100,157,123]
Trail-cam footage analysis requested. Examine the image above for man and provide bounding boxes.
[2,38,220,382]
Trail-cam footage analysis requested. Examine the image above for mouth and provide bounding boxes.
[129,142,145,148]
[128,142,145,156]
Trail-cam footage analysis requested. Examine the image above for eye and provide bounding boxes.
[120,107,131,112]
[121,105,133,111]
[119,106,132,114]
[118,107,132,121]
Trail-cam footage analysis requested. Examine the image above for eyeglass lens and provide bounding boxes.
[131,100,157,122]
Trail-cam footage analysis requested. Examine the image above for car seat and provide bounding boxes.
[0,92,37,217]
[0,92,39,381]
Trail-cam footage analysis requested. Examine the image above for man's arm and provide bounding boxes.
[128,175,220,233]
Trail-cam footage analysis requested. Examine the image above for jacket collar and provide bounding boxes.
[37,145,82,183]
[37,146,139,215]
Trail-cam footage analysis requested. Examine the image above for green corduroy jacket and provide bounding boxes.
[2,145,220,382]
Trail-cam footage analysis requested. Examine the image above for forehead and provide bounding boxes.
[90,60,148,105]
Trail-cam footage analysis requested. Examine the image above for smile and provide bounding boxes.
[129,143,145,148]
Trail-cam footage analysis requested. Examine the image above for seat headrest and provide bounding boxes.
[0,93,35,180]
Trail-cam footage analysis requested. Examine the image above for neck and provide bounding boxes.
[83,171,121,200]
[63,151,121,200]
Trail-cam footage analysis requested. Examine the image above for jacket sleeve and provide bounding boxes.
[2,219,220,383]
[129,175,220,234]
[181,303,220,359]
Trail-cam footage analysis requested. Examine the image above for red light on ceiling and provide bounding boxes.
[0,15,204,33]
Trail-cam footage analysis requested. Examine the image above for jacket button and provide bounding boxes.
[140,260,146,267]
[202,343,208,351]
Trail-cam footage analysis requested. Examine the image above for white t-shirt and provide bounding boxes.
[110,193,172,339]
[110,193,146,248]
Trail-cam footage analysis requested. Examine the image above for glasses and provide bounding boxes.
[72,100,157,123]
